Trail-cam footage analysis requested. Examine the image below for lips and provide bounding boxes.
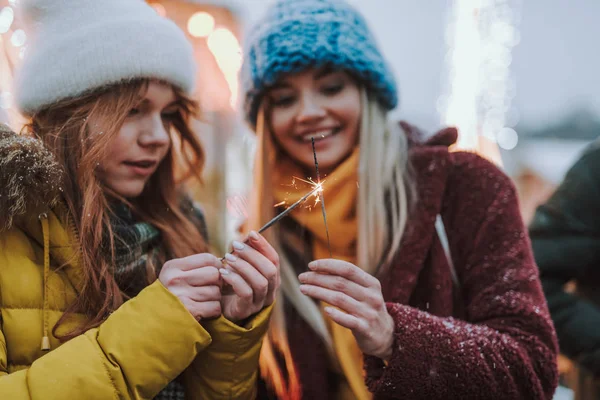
[298,127,342,143]
[124,160,156,168]
[123,159,158,175]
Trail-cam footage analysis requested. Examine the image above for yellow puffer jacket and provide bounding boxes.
[0,125,271,399]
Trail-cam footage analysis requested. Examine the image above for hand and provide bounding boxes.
[220,231,280,322]
[159,253,223,321]
[298,259,395,360]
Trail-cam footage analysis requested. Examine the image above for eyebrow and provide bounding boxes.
[138,98,179,109]
[314,66,337,80]
[269,82,292,91]
[269,68,339,91]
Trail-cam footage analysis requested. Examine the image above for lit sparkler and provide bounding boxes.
[221,182,322,261]
[311,137,332,257]
[258,182,323,233]
[222,141,331,261]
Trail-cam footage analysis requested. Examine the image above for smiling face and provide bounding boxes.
[266,67,362,175]
[97,82,181,198]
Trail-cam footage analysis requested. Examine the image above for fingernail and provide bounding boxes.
[225,253,237,263]
[308,262,317,270]
[249,231,259,241]
[298,273,307,281]
[219,268,230,276]
[324,307,334,314]
[232,241,245,251]
[299,284,307,292]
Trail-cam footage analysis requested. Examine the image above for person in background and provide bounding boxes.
[0,0,279,399]
[240,0,559,398]
[530,142,600,400]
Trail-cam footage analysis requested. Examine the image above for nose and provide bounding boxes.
[138,114,170,148]
[295,93,326,124]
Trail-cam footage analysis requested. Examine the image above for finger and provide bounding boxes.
[231,240,278,281]
[183,266,221,287]
[308,259,377,288]
[299,284,364,316]
[219,268,253,301]
[298,271,366,301]
[231,240,278,297]
[324,306,365,332]
[197,301,222,320]
[224,253,269,302]
[188,285,222,302]
[169,253,222,272]
[244,231,280,267]
[183,299,221,320]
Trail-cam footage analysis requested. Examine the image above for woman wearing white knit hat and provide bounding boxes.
[0,0,280,399]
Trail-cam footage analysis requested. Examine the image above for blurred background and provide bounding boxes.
[1,1,598,398]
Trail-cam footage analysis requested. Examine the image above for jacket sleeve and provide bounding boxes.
[0,280,213,400]
[529,146,600,376]
[183,304,273,400]
[365,153,558,399]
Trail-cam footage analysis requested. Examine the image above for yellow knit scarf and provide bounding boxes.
[273,149,371,400]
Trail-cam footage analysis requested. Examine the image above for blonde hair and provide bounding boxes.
[250,88,414,398]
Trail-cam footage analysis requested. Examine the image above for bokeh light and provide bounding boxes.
[0,6,14,34]
[497,127,519,150]
[188,12,215,38]
[207,28,242,108]
[10,29,26,47]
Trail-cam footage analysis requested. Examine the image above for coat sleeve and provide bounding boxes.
[364,153,558,399]
[183,304,273,400]
[0,280,213,400]
[529,146,600,376]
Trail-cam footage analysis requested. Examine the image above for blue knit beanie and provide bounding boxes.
[242,0,398,127]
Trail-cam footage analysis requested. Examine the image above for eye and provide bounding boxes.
[128,107,141,117]
[271,95,297,108]
[269,89,297,108]
[161,111,178,120]
[321,83,344,96]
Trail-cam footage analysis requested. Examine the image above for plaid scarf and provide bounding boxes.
[109,199,207,400]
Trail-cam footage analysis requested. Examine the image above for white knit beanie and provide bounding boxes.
[14,0,196,115]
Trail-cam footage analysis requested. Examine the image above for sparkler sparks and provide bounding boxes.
[220,182,321,262]
[221,142,331,262]
[258,183,322,233]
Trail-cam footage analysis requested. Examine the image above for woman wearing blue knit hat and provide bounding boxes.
[242,0,559,399]
[0,0,280,399]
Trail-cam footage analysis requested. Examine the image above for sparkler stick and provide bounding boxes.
[311,137,332,257]
[221,184,320,261]
[257,184,321,233]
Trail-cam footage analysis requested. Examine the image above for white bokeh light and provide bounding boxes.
[207,28,243,108]
[188,12,215,38]
[497,127,519,150]
[10,29,26,47]
[0,7,14,34]
[441,0,522,157]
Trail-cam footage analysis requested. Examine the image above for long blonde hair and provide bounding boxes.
[250,88,414,398]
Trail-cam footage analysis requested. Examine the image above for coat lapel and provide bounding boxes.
[381,126,457,303]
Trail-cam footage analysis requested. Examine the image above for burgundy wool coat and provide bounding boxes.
[259,123,559,400]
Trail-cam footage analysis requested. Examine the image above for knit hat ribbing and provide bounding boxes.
[15,0,196,115]
[242,0,398,127]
